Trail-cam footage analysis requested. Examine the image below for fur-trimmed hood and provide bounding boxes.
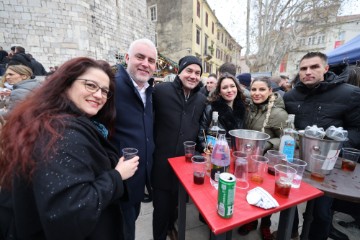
[211,98,246,132]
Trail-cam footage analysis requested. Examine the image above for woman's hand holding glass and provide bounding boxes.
[116,156,139,180]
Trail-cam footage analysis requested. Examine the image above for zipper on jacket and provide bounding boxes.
[316,105,322,123]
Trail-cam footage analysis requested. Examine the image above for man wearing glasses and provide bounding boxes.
[111,38,157,240]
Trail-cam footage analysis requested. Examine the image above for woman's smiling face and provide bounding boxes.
[66,67,110,117]
[250,80,272,104]
[219,78,237,104]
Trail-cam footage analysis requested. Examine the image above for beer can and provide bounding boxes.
[217,172,236,218]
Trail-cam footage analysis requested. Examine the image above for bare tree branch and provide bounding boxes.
[245,0,343,73]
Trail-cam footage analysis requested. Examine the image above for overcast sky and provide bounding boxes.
[207,0,360,46]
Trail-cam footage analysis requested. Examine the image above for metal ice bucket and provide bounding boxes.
[299,133,346,174]
[229,129,270,156]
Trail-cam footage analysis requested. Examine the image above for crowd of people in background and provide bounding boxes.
[0,39,360,240]
[0,45,59,78]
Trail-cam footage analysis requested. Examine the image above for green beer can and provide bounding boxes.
[217,172,236,218]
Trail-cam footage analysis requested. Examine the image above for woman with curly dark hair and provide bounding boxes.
[0,57,138,240]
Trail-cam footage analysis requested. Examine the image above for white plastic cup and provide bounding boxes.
[274,164,297,198]
[249,155,269,184]
[233,152,249,189]
[287,158,307,188]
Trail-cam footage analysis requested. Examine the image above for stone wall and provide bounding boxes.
[0,0,155,70]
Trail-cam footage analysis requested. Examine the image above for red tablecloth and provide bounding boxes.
[169,156,324,235]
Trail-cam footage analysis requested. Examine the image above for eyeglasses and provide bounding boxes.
[76,79,112,99]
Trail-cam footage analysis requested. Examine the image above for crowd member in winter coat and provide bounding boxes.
[0,46,8,76]
[0,57,139,240]
[7,46,34,73]
[237,77,288,240]
[219,62,236,76]
[346,65,360,87]
[198,73,247,151]
[284,52,360,240]
[0,65,40,116]
[200,73,217,97]
[27,54,47,76]
[285,53,360,149]
[236,73,251,102]
[110,38,157,240]
[0,47,7,63]
[269,76,286,97]
[246,78,288,151]
[152,55,206,240]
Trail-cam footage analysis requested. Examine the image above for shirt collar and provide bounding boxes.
[131,77,150,90]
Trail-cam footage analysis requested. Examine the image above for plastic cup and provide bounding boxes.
[264,150,287,175]
[341,148,360,172]
[249,155,269,184]
[233,151,249,189]
[184,141,196,163]
[274,164,297,198]
[191,155,206,185]
[232,151,247,171]
[309,154,327,182]
[122,148,138,160]
[287,158,307,188]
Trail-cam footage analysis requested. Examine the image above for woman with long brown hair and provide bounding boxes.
[0,57,138,240]
[198,72,247,150]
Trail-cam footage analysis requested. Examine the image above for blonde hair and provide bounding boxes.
[0,75,5,88]
[6,65,33,79]
[261,93,276,132]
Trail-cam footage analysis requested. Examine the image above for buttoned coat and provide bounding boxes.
[110,65,154,206]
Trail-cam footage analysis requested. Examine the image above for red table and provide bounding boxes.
[169,156,323,240]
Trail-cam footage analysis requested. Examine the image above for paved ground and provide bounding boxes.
[136,199,359,240]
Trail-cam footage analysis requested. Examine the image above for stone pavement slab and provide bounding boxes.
[136,200,359,240]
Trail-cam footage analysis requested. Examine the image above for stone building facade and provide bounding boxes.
[0,0,155,69]
[147,0,242,75]
[285,14,360,76]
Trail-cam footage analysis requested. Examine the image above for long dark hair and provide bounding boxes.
[0,57,115,188]
[208,72,246,103]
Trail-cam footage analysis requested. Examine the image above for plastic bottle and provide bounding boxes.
[279,114,297,162]
[210,129,230,189]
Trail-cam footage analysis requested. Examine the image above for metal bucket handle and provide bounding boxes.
[311,145,321,154]
[244,143,253,152]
